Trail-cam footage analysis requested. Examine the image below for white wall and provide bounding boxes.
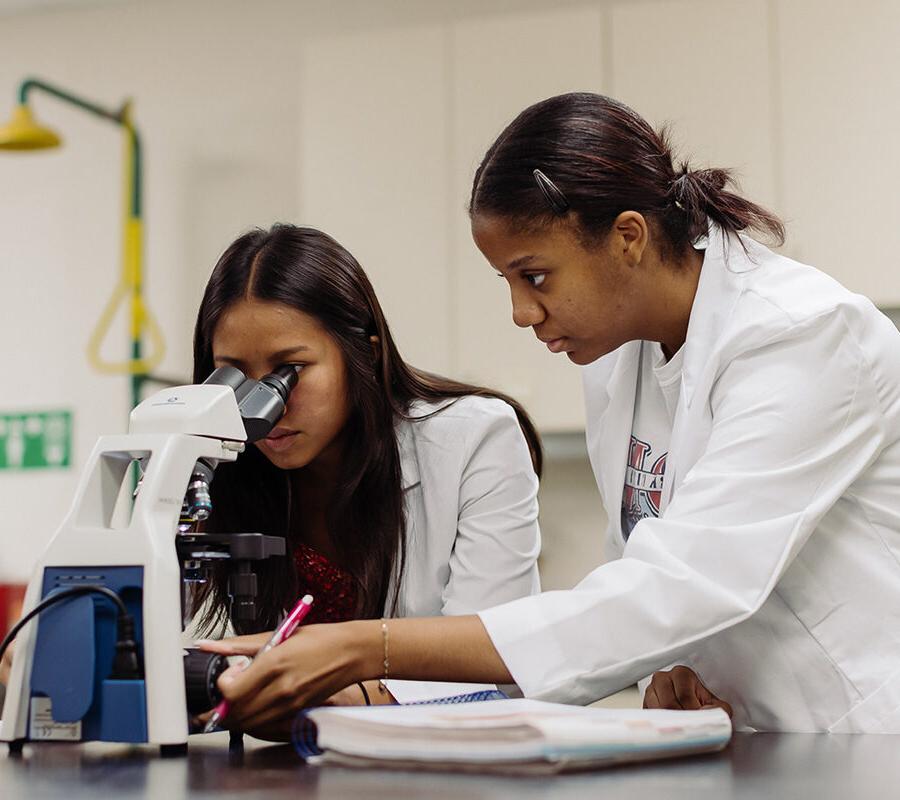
[0,0,304,579]
[1,0,899,585]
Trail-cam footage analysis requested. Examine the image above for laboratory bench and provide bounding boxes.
[1,729,897,799]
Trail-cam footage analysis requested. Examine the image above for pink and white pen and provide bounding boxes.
[203,593,314,734]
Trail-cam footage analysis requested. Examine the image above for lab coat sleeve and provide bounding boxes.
[441,401,542,616]
[479,311,886,704]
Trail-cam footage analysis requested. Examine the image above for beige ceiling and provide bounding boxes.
[0,0,131,16]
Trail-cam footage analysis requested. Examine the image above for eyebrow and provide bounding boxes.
[214,345,310,365]
[506,255,536,271]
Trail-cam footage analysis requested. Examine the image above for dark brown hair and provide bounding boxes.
[192,224,542,635]
[470,92,784,257]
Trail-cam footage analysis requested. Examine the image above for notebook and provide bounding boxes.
[296,698,731,774]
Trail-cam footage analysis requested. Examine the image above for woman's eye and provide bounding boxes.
[275,362,306,373]
[525,273,546,288]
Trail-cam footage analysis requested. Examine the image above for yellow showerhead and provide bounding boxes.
[0,104,61,150]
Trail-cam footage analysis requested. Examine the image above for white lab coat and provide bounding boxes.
[480,225,900,732]
[384,395,541,702]
[186,395,541,704]
[389,394,541,618]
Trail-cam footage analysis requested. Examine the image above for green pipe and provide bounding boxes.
[19,78,141,218]
[130,128,142,218]
[19,77,151,413]
[131,341,143,413]
[19,78,124,124]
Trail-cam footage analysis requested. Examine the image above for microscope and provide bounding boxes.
[0,365,299,755]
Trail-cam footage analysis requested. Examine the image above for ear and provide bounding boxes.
[611,211,648,266]
[369,335,381,363]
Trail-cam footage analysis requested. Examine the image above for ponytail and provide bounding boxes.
[470,93,784,257]
[666,162,784,250]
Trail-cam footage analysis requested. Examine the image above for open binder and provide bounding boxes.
[295,698,731,774]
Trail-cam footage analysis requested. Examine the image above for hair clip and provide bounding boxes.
[533,169,570,215]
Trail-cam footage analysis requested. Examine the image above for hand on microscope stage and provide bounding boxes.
[197,622,373,739]
[195,631,272,658]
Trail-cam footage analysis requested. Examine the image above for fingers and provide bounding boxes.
[696,681,734,718]
[211,623,365,733]
[218,657,250,685]
[644,666,709,711]
[643,670,682,710]
[194,632,271,657]
[670,665,705,710]
[643,683,661,709]
[671,665,734,718]
[216,631,347,731]
[217,649,295,729]
[643,666,722,712]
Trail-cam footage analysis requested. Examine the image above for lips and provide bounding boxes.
[538,335,568,353]
[266,426,296,439]
[262,428,300,452]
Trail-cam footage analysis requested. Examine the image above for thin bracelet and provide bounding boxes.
[381,617,390,679]
[357,681,371,706]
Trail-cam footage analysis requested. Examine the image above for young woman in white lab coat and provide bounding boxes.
[202,94,900,735]
[187,223,541,715]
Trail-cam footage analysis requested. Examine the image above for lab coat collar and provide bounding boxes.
[657,225,758,511]
[678,223,757,410]
[587,223,757,535]
[396,415,422,490]
[589,341,641,545]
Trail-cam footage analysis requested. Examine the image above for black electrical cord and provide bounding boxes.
[0,585,142,680]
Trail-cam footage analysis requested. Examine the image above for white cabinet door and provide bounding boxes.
[298,24,453,374]
[451,6,606,432]
[777,0,900,304]
[609,0,779,217]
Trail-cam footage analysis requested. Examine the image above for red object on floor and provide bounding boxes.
[0,584,27,641]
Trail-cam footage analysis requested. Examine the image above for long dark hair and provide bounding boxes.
[192,224,542,635]
[470,92,784,257]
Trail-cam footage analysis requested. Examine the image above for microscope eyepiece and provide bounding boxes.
[202,365,246,392]
[198,364,301,442]
[239,365,301,442]
[260,364,302,404]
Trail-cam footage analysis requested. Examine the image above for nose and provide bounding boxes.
[510,286,545,329]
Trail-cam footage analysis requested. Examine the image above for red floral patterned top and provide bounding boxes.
[293,542,358,624]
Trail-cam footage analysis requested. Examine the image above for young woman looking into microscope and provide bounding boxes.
[189,223,541,723]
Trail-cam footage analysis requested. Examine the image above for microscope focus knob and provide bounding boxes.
[183,648,228,715]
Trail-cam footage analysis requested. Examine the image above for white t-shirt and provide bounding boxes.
[621,340,684,539]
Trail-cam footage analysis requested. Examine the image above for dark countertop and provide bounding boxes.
[2,730,898,800]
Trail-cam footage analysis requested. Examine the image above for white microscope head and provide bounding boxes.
[128,365,301,442]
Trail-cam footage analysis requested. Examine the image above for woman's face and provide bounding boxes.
[211,299,351,471]
[471,213,647,366]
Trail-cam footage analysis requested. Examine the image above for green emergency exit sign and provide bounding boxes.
[0,411,72,470]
